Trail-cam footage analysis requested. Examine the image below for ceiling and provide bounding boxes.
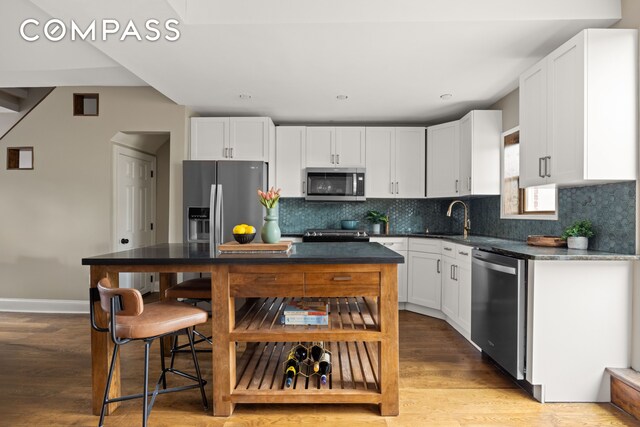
[0,0,623,124]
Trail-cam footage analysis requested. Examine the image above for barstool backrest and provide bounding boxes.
[97,277,144,316]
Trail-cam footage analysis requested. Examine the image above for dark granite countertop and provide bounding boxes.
[373,233,639,260]
[82,242,405,266]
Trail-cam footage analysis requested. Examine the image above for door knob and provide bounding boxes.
[120,238,129,244]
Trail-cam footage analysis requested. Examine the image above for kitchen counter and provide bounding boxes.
[370,233,639,260]
[82,242,404,265]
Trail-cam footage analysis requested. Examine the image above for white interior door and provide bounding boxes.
[114,145,156,293]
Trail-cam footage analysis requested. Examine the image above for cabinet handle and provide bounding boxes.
[443,247,452,252]
[230,147,234,158]
[458,251,469,256]
[467,177,471,191]
[450,264,455,279]
[336,154,340,164]
[437,259,441,273]
[538,157,544,178]
[382,243,394,246]
[302,181,306,194]
[332,276,352,281]
[395,182,399,194]
[224,147,229,158]
[455,179,459,193]
[256,276,277,282]
[545,156,551,177]
[390,182,394,194]
[331,154,335,164]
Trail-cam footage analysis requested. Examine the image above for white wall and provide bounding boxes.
[0,86,188,301]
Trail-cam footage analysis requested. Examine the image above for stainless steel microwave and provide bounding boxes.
[305,168,366,201]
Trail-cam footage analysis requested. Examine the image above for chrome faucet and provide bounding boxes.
[446,200,470,238]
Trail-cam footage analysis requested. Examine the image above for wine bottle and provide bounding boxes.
[293,344,308,363]
[284,355,299,388]
[310,342,324,373]
[318,352,331,385]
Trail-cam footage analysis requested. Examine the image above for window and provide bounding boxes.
[7,147,33,170]
[500,127,557,219]
[73,93,99,116]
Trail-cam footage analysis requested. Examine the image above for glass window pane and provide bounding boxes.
[524,185,556,212]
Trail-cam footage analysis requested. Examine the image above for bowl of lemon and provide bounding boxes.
[232,224,256,244]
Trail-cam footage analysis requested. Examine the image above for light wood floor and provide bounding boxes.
[1,306,638,426]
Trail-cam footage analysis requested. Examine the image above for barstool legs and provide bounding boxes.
[99,344,120,427]
[186,327,209,411]
[142,341,151,427]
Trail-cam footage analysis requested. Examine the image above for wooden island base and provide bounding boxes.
[211,263,399,417]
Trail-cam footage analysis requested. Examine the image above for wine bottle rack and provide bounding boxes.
[234,341,379,395]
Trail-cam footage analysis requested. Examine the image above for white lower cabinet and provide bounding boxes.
[370,237,408,303]
[440,242,472,338]
[407,239,441,310]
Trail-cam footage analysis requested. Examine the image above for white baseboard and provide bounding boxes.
[0,298,89,314]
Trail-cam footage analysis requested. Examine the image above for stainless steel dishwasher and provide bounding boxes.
[471,249,526,379]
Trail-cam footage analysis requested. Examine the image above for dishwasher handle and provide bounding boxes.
[472,257,517,275]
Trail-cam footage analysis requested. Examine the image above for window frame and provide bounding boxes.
[499,126,558,221]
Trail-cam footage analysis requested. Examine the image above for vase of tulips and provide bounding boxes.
[257,187,282,244]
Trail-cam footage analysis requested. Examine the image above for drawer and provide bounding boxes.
[441,241,456,258]
[408,238,441,254]
[370,237,408,252]
[455,244,472,265]
[229,273,304,297]
[304,272,380,297]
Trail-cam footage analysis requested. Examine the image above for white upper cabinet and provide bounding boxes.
[426,121,459,198]
[519,59,548,187]
[190,117,229,160]
[190,117,273,162]
[275,126,306,197]
[395,128,426,198]
[427,111,501,199]
[458,110,502,196]
[305,127,365,167]
[335,127,366,167]
[365,127,395,198]
[365,127,425,199]
[520,29,638,188]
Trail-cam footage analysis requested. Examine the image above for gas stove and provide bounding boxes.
[302,229,370,242]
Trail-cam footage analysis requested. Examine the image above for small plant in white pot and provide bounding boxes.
[366,210,389,234]
[561,220,595,250]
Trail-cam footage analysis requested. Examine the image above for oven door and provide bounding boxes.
[305,168,365,201]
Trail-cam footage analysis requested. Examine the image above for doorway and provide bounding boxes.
[112,144,156,293]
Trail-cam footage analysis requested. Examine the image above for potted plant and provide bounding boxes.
[561,220,595,250]
[366,210,389,234]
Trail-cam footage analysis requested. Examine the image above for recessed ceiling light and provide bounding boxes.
[239,94,252,100]
[440,93,453,100]
[336,95,349,100]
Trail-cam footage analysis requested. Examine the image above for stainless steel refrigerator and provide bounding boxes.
[183,160,268,247]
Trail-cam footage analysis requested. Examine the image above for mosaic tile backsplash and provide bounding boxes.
[279,198,460,234]
[279,181,635,254]
[469,181,636,254]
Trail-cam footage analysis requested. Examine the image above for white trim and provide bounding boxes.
[0,298,88,314]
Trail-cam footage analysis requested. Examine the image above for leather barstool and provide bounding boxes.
[164,277,212,361]
[90,278,208,427]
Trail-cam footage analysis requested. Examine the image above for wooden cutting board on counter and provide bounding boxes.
[218,241,293,253]
[527,235,567,247]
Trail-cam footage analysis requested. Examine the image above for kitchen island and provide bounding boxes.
[82,242,403,417]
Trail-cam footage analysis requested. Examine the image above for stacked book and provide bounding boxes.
[281,301,329,325]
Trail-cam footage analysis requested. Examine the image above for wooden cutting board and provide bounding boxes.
[218,241,292,253]
[527,235,567,247]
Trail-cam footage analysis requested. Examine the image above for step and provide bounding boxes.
[607,367,640,420]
